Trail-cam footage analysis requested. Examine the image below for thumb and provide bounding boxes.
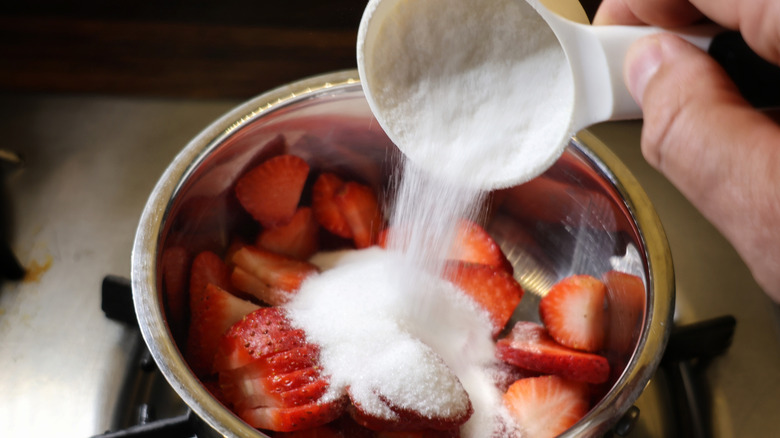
[625,33,780,301]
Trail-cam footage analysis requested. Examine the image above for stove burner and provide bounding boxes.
[98,275,737,438]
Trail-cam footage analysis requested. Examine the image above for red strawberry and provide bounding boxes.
[160,246,191,342]
[312,173,352,238]
[503,375,589,438]
[347,389,472,432]
[256,207,320,260]
[489,361,540,393]
[539,274,607,352]
[334,181,384,248]
[186,283,260,377]
[215,308,344,432]
[190,250,233,297]
[230,244,319,306]
[443,261,524,337]
[449,219,513,274]
[602,270,645,355]
[237,398,347,432]
[496,322,610,384]
[213,307,307,373]
[235,154,310,228]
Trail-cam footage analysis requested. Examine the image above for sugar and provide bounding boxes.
[286,248,491,424]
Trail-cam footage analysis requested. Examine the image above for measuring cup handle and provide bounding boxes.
[592,24,780,123]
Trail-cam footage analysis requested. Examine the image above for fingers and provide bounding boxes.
[594,0,780,66]
[625,33,780,301]
[592,0,702,27]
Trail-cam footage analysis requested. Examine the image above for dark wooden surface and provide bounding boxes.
[0,0,602,99]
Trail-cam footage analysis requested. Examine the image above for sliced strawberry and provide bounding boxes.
[489,361,540,393]
[190,250,233,296]
[496,321,610,384]
[602,270,645,355]
[186,283,260,377]
[238,398,347,432]
[230,244,319,306]
[334,181,384,248]
[449,219,513,274]
[503,375,589,438]
[443,261,524,337]
[312,173,352,238]
[213,307,308,373]
[539,274,607,352]
[160,246,191,342]
[256,207,320,260]
[235,154,310,228]
[215,307,336,415]
[347,390,472,432]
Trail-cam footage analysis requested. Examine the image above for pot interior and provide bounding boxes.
[137,71,673,437]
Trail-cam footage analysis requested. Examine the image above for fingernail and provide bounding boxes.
[625,36,663,106]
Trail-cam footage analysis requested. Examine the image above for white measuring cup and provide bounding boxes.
[356,0,720,189]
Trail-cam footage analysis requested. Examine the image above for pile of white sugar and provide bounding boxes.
[286,248,513,436]
[359,0,574,190]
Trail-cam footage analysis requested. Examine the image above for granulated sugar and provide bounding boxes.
[285,248,501,433]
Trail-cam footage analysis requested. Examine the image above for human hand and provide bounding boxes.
[593,0,780,302]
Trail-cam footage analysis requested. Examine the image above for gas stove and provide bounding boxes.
[1,93,778,437]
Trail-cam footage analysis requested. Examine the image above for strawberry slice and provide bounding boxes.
[215,308,344,431]
[449,219,513,274]
[347,390,472,432]
[443,261,524,337]
[235,154,310,228]
[496,321,610,384]
[238,398,347,432]
[602,270,645,355]
[160,246,191,342]
[229,244,319,306]
[186,283,260,377]
[190,250,233,297]
[503,375,589,438]
[334,181,384,248]
[213,307,307,373]
[539,274,607,352]
[256,207,320,260]
[312,173,352,238]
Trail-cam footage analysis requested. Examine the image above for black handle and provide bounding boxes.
[709,31,780,108]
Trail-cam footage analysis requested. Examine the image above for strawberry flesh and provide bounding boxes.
[503,375,589,438]
[539,274,607,352]
[449,219,513,274]
[229,244,319,305]
[333,181,384,248]
[312,173,352,238]
[186,282,260,377]
[257,206,320,260]
[235,154,310,228]
[496,321,610,384]
[443,261,523,337]
[216,307,343,431]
